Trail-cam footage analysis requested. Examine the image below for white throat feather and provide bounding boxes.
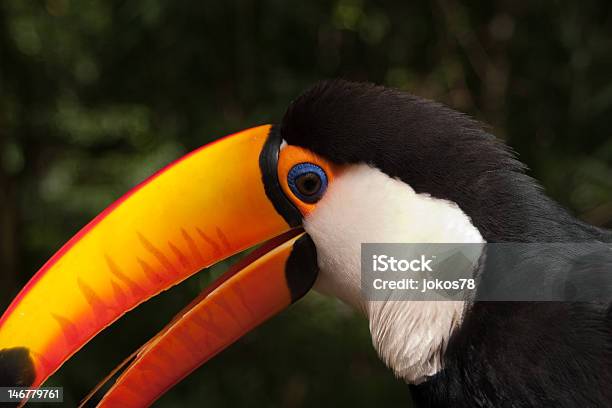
[302,164,484,384]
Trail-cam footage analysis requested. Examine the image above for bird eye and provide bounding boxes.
[287,163,328,203]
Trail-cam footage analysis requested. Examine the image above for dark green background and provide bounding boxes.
[1,1,611,406]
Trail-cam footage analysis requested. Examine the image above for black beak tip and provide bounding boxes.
[0,347,35,388]
[0,347,35,407]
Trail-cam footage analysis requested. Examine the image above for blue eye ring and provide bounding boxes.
[287,163,328,204]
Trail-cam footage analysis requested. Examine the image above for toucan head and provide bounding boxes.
[0,80,530,406]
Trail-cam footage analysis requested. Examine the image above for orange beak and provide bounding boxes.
[0,125,318,406]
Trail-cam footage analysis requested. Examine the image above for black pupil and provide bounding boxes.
[296,172,321,196]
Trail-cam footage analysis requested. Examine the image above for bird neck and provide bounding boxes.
[366,300,464,384]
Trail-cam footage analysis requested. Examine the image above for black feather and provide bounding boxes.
[281,79,611,243]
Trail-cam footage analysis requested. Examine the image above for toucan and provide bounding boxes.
[0,80,611,407]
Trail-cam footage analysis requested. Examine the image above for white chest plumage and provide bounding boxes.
[302,164,484,384]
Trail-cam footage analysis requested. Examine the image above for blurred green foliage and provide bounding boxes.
[0,1,611,407]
